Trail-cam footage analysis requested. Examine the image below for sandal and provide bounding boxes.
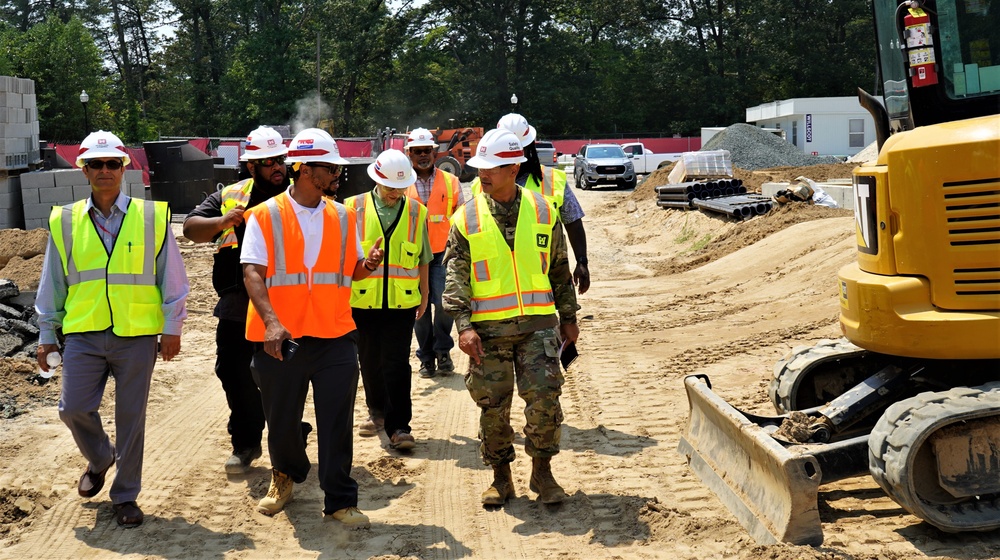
[78,456,115,498]
[113,501,144,528]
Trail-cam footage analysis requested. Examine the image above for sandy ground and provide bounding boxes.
[1,172,999,560]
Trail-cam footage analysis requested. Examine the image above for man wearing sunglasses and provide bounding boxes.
[36,130,189,528]
[183,126,309,476]
[402,128,464,381]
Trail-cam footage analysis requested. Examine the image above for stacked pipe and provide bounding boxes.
[655,178,747,209]
[692,194,773,219]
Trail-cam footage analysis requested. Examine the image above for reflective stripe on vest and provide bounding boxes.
[346,192,427,309]
[50,198,167,336]
[471,167,566,217]
[244,193,358,341]
[405,168,459,253]
[456,189,555,321]
[217,178,255,251]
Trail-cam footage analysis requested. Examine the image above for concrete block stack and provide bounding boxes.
[20,169,145,230]
[0,76,40,172]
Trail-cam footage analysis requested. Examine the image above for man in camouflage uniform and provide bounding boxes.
[443,129,580,505]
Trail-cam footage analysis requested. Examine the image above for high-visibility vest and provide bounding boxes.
[217,178,255,251]
[345,192,428,309]
[470,166,567,213]
[244,192,358,341]
[404,167,460,253]
[452,189,556,322]
[49,198,169,337]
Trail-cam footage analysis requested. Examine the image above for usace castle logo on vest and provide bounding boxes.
[535,233,549,248]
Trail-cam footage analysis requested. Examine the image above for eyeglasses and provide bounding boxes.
[306,163,343,176]
[251,156,286,167]
[85,159,124,170]
[408,147,434,155]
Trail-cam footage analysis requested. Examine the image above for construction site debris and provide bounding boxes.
[702,124,841,170]
[667,150,734,184]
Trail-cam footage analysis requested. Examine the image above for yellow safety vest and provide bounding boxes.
[345,192,428,309]
[452,189,556,322]
[49,198,169,337]
[470,166,567,213]
[217,178,255,251]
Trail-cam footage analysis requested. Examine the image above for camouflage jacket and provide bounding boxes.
[443,188,579,338]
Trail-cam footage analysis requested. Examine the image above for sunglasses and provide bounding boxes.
[85,159,124,170]
[307,163,343,176]
[408,147,434,155]
[251,156,286,167]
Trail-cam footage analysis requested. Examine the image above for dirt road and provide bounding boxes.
[1,178,998,559]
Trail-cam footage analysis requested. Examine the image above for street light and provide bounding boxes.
[448,118,455,129]
[80,90,90,137]
[510,93,518,108]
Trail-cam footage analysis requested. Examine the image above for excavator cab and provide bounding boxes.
[679,0,1000,546]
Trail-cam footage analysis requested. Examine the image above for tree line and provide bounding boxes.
[0,0,876,144]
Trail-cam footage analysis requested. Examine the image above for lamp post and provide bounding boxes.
[448,118,455,129]
[80,90,90,137]
[510,93,518,110]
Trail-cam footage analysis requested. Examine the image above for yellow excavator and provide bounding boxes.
[679,0,999,546]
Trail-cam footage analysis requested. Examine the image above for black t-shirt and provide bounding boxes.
[187,181,284,321]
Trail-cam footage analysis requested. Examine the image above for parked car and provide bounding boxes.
[535,140,558,167]
[621,142,678,175]
[573,144,636,189]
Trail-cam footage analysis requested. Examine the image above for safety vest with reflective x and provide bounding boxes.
[49,198,168,336]
[453,189,556,322]
[404,167,460,253]
[244,192,359,341]
[346,192,427,310]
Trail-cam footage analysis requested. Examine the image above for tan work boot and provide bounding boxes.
[325,506,371,529]
[257,468,294,515]
[529,457,567,504]
[481,463,514,505]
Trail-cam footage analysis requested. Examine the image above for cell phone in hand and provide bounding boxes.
[559,340,579,370]
[281,339,300,361]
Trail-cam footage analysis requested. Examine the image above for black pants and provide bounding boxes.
[353,307,416,437]
[215,318,265,452]
[251,333,360,514]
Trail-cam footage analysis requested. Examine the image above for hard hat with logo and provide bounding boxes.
[405,128,438,149]
[239,126,288,161]
[367,149,416,189]
[76,130,130,168]
[285,128,349,165]
[497,113,536,148]
[466,128,527,169]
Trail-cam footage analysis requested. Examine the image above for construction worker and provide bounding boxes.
[35,130,189,528]
[402,127,464,379]
[183,126,311,474]
[443,128,580,505]
[242,128,380,528]
[347,149,431,449]
[473,113,591,294]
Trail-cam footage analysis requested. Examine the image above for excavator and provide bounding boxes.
[679,0,999,546]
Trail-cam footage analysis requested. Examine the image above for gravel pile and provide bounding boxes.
[848,141,878,163]
[702,124,842,170]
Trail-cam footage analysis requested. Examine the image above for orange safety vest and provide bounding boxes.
[245,192,359,341]
[405,167,461,253]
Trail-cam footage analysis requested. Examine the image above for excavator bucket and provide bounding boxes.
[677,374,868,546]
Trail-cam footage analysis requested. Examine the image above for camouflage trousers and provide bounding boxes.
[465,327,564,466]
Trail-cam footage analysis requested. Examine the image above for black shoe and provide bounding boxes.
[224,446,262,474]
[418,360,436,378]
[436,352,455,373]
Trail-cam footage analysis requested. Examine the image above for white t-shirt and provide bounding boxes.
[241,189,363,285]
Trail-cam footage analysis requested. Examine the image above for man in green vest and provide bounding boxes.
[346,149,431,450]
[443,129,580,505]
[35,130,189,528]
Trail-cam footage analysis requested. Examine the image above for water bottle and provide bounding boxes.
[38,351,61,379]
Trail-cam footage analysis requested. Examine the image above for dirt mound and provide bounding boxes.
[0,229,47,270]
[0,357,54,419]
[0,255,45,291]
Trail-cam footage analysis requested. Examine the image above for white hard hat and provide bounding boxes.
[240,126,288,161]
[497,113,536,147]
[367,149,416,189]
[76,130,130,168]
[285,128,349,165]
[466,128,526,169]
[405,128,438,149]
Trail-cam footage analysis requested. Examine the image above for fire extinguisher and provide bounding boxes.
[903,7,938,87]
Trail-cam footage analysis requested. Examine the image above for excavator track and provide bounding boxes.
[869,382,1000,532]
[769,338,892,413]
